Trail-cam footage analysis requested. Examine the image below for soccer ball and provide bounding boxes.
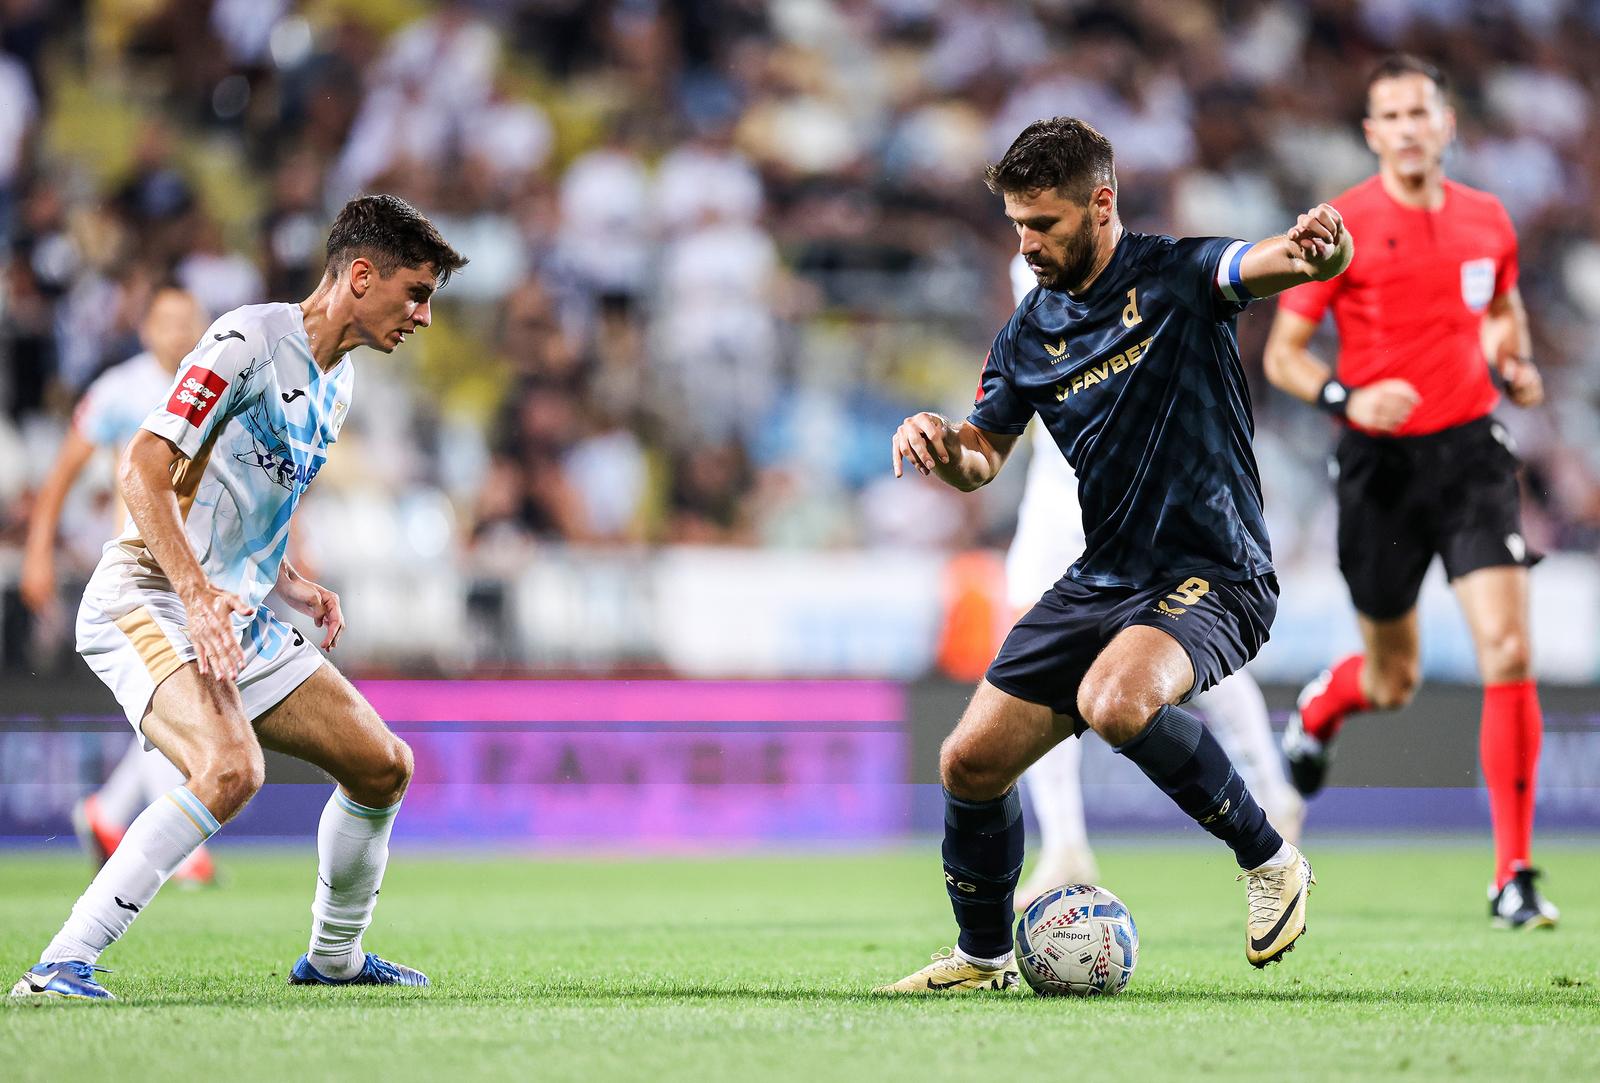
[1014,883,1138,996]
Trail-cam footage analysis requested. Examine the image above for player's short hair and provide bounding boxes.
[324,194,468,287]
[985,117,1116,203]
[1366,54,1448,109]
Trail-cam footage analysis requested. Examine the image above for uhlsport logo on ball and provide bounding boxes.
[1014,884,1138,996]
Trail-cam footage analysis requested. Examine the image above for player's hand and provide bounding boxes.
[893,412,961,478]
[1347,378,1421,433]
[1286,203,1348,277]
[1499,356,1544,408]
[18,551,57,616]
[181,583,254,682]
[278,574,345,650]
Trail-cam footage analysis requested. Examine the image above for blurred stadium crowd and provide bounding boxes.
[1,0,1599,670]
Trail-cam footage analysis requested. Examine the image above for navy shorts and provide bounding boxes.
[985,572,1279,728]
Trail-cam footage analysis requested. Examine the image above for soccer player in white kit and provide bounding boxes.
[1003,254,1303,909]
[11,195,467,1000]
[20,286,220,886]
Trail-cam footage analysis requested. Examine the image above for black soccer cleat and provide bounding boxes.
[1490,866,1559,930]
[1280,711,1331,798]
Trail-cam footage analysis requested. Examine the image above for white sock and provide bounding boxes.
[1249,841,1296,873]
[1022,737,1089,857]
[308,790,400,980]
[94,742,153,827]
[955,946,1015,969]
[136,744,187,805]
[41,787,219,964]
[1194,672,1298,813]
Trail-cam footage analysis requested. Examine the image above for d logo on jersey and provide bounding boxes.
[168,366,228,427]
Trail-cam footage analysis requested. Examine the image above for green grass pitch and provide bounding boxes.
[2,843,1597,1081]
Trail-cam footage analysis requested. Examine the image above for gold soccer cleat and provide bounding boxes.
[1241,845,1315,968]
[874,949,1020,994]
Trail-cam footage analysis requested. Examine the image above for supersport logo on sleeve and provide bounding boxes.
[167,366,230,427]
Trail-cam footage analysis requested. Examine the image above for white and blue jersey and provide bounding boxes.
[73,352,175,452]
[88,302,352,623]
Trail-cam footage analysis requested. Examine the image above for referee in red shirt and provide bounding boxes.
[1264,55,1556,929]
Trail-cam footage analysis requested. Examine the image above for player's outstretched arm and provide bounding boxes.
[1264,309,1419,432]
[1483,287,1543,408]
[892,412,1018,492]
[275,559,345,650]
[120,429,254,680]
[19,426,97,615]
[1239,203,1354,298]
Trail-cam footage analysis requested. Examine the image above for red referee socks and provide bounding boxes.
[1481,679,1543,891]
[1300,654,1369,742]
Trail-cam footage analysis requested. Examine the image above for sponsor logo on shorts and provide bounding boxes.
[168,366,228,426]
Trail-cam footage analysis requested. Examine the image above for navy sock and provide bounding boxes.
[1115,704,1282,870]
[942,787,1024,960]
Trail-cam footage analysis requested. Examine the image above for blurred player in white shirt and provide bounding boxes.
[1003,254,1303,908]
[20,286,218,887]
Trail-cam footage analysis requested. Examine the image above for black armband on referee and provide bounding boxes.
[1316,379,1351,418]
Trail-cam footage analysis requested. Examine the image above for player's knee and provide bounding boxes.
[357,735,413,807]
[1368,660,1420,710]
[1076,678,1154,746]
[939,737,1009,801]
[193,747,265,820]
[1478,628,1531,684]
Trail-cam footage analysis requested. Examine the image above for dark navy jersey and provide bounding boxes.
[969,231,1272,588]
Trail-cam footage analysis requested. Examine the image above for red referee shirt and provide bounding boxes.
[1278,175,1517,436]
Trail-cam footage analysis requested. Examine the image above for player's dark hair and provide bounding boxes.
[985,117,1116,202]
[324,194,468,287]
[1366,54,1448,109]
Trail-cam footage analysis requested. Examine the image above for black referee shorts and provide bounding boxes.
[985,572,1278,731]
[1335,415,1540,622]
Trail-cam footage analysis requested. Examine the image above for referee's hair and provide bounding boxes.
[1366,53,1448,106]
[985,117,1117,203]
[324,194,468,287]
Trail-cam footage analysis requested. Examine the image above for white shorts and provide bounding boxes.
[77,571,324,745]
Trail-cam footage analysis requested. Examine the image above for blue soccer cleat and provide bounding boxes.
[9,961,116,1001]
[288,953,430,987]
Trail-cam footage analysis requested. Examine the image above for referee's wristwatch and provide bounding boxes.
[1316,378,1351,418]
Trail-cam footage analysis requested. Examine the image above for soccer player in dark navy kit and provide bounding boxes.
[879,117,1353,992]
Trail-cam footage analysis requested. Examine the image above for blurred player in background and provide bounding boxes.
[882,117,1351,992]
[11,195,466,1001]
[20,285,219,887]
[1003,254,1303,909]
[1265,55,1556,929]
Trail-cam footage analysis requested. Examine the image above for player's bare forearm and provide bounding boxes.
[892,413,1016,491]
[1262,311,1332,403]
[1483,289,1531,362]
[119,430,212,600]
[1240,204,1354,298]
[21,430,95,574]
[1484,288,1542,406]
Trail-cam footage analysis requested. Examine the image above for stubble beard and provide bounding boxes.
[1032,214,1098,294]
